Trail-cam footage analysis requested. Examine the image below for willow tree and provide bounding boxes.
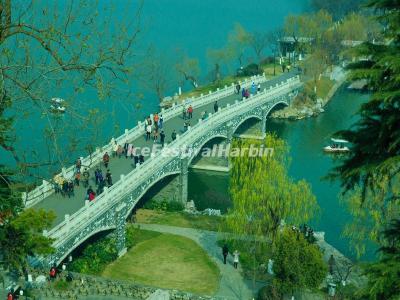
[223,134,319,290]
[0,0,143,180]
[328,0,400,256]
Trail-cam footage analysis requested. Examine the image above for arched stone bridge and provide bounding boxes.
[36,74,301,266]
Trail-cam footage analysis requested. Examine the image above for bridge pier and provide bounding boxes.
[115,203,127,257]
[178,156,189,205]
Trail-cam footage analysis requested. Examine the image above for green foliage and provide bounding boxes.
[143,200,184,212]
[226,135,319,238]
[310,0,366,19]
[272,228,327,296]
[357,219,400,299]
[52,279,71,291]
[0,208,55,273]
[223,134,319,291]
[237,63,261,77]
[69,235,118,274]
[328,0,400,255]
[0,165,22,221]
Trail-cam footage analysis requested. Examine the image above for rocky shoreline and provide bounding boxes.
[272,67,347,120]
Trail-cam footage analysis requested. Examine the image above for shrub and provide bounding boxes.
[69,236,117,274]
[143,199,184,212]
[236,63,261,77]
[272,228,327,297]
[166,201,184,212]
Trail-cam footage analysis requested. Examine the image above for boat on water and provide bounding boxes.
[323,138,350,153]
[50,97,66,113]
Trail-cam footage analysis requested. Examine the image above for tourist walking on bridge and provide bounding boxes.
[153,113,159,127]
[158,114,164,129]
[106,169,112,187]
[75,158,82,172]
[160,130,165,147]
[182,105,187,120]
[214,101,218,113]
[146,124,152,141]
[153,127,158,142]
[236,82,241,94]
[171,130,177,141]
[187,105,193,119]
[251,81,256,95]
[82,168,89,187]
[103,152,110,168]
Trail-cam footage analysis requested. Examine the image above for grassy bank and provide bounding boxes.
[136,209,222,232]
[102,230,220,295]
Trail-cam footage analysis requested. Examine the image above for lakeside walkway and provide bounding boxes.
[32,72,296,226]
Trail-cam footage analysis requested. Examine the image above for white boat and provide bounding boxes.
[50,98,66,113]
[323,138,350,153]
[51,97,65,104]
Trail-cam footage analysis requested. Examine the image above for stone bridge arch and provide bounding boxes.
[124,170,182,219]
[56,227,116,265]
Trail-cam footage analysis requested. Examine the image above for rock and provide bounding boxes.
[147,289,170,300]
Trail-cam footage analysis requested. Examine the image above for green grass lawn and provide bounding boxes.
[136,209,223,232]
[102,230,220,295]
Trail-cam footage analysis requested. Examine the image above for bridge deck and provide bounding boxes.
[32,72,296,226]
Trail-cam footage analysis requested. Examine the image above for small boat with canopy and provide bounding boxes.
[50,97,66,113]
[323,138,350,153]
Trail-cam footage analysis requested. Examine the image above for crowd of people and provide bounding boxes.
[50,88,248,203]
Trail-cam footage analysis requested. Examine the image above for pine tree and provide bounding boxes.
[358,219,400,299]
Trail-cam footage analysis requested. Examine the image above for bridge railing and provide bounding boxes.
[23,74,267,208]
[45,75,301,244]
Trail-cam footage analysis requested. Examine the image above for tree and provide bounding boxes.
[272,228,327,298]
[0,0,143,179]
[224,135,319,291]
[227,23,252,67]
[139,48,177,103]
[0,165,22,221]
[266,29,284,76]
[249,31,270,63]
[284,10,333,65]
[0,208,55,275]
[310,0,367,20]
[328,0,400,254]
[175,50,200,88]
[357,219,400,299]
[206,47,235,83]
[338,13,381,42]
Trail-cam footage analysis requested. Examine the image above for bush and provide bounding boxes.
[237,63,261,77]
[143,200,184,212]
[167,201,185,212]
[260,56,275,65]
[257,285,281,300]
[69,236,118,274]
[53,279,70,291]
[272,228,327,296]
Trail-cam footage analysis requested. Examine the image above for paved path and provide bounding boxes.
[33,71,296,226]
[137,223,264,300]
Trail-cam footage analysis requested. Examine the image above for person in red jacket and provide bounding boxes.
[49,265,57,280]
[187,105,193,119]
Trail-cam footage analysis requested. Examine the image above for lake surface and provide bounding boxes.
[189,86,372,260]
[2,0,310,173]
